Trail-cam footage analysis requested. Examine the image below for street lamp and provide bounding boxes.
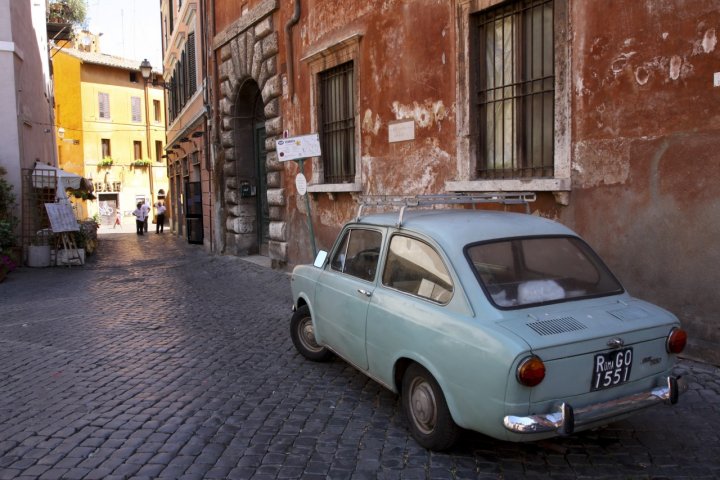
[139,58,155,207]
[140,58,153,82]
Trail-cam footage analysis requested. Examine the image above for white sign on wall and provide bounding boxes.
[388,119,415,143]
[276,134,322,161]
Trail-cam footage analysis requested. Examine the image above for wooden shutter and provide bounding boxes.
[131,96,142,122]
[98,92,110,119]
[187,32,197,96]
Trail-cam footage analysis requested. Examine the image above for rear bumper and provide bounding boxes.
[503,375,687,435]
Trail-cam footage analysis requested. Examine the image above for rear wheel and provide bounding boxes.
[402,363,459,451]
[290,305,332,362]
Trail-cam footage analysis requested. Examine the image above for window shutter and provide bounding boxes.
[98,92,110,119]
[131,96,142,122]
[187,32,197,96]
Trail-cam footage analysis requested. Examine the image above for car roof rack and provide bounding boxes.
[356,193,536,227]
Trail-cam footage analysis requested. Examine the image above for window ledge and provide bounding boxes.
[446,178,571,192]
[307,183,362,193]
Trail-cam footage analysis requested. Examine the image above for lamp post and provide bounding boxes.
[140,59,155,208]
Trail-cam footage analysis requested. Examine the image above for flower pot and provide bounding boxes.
[27,245,51,267]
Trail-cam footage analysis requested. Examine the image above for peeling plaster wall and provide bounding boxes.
[567,0,720,363]
[283,0,456,265]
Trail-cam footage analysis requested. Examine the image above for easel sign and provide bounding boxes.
[45,203,84,266]
[45,203,79,232]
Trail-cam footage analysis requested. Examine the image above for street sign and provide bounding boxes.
[295,173,308,196]
[276,134,321,161]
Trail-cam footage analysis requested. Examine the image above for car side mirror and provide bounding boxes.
[313,250,328,268]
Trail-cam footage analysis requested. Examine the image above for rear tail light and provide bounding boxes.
[666,327,687,354]
[517,355,545,387]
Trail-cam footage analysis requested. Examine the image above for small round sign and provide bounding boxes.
[295,173,307,196]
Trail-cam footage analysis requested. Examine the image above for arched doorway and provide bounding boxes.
[224,79,269,256]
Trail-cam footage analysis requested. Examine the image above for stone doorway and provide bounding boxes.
[224,80,267,256]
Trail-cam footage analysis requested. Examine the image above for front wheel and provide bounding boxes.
[402,363,459,451]
[290,305,332,362]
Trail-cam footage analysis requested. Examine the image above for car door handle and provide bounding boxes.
[357,289,372,297]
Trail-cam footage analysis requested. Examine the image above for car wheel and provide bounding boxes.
[402,363,459,451]
[290,305,332,362]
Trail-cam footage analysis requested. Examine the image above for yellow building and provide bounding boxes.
[52,48,168,226]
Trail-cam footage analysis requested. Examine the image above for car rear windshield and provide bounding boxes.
[465,236,624,309]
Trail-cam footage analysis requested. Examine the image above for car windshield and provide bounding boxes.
[465,236,624,309]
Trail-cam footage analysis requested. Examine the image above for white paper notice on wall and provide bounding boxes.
[714,72,720,87]
[388,119,415,143]
[276,134,321,161]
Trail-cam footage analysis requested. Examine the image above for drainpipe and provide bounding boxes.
[285,0,301,99]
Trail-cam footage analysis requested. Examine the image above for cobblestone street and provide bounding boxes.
[1,232,719,479]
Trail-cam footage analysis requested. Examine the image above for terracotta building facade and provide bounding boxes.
[200,0,719,363]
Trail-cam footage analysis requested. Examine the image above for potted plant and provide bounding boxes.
[0,166,20,278]
[98,157,114,167]
[27,230,52,268]
[47,0,87,24]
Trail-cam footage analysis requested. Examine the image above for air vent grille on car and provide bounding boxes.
[527,317,588,336]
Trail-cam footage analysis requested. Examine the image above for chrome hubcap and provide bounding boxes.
[409,378,437,434]
[299,317,322,353]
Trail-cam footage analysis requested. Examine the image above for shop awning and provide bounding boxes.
[32,163,94,202]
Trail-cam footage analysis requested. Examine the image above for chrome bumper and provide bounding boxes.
[504,375,687,435]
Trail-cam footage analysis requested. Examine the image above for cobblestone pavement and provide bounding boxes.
[1,232,719,480]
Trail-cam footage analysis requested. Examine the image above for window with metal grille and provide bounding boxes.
[131,96,142,123]
[98,92,110,119]
[319,61,355,184]
[134,141,142,160]
[475,0,554,179]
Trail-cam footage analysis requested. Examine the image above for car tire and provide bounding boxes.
[290,305,332,362]
[402,363,459,451]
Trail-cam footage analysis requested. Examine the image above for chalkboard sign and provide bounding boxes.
[45,203,79,232]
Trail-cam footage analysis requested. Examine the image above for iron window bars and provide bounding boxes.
[476,0,554,179]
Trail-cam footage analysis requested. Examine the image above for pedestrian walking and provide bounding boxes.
[113,210,121,229]
[132,202,147,235]
[142,200,151,233]
[155,201,167,234]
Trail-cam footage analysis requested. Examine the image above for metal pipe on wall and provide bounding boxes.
[285,0,301,99]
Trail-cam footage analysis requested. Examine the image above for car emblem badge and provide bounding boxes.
[607,337,624,348]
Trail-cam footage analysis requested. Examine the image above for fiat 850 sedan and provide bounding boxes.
[289,203,687,450]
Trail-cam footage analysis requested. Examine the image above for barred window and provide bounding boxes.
[476,0,554,179]
[98,92,110,119]
[131,96,142,123]
[319,61,355,184]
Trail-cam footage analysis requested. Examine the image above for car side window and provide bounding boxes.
[330,228,383,282]
[382,235,454,304]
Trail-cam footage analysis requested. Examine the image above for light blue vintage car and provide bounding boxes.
[290,201,687,450]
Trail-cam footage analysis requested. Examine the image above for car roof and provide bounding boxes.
[355,209,577,248]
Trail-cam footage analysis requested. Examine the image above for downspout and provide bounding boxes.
[209,0,224,253]
[201,0,211,250]
[285,0,301,99]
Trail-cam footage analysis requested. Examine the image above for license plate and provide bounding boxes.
[591,347,633,391]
